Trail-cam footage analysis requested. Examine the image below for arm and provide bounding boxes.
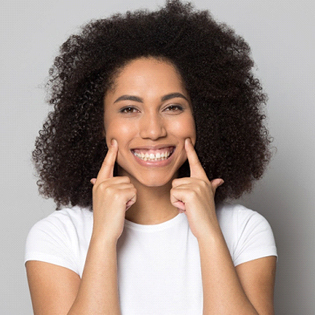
[171,139,276,314]
[26,236,120,315]
[198,226,276,314]
[26,140,136,314]
[67,238,120,314]
[26,261,80,315]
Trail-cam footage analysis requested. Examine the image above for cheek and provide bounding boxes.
[171,116,196,142]
[104,121,132,170]
[187,118,196,141]
[104,120,135,146]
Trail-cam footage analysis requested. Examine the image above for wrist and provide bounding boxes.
[192,212,221,239]
[91,230,119,248]
[195,221,224,245]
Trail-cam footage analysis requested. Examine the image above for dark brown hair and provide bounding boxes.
[33,0,272,209]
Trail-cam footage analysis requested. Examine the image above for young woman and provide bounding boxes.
[25,1,277,314]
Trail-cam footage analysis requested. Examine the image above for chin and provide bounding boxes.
[132,172,176,188]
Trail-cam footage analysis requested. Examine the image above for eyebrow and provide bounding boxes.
[161,93,189,102]
[113,92,189,104]
[114,95,143,103]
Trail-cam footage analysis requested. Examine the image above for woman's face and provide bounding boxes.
[104,57,196,187]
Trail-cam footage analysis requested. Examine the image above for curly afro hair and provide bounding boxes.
[33,0,272,209]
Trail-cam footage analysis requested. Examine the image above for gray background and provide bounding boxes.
[1,0,314,314]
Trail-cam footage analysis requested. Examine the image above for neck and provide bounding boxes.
[124,179,179,225]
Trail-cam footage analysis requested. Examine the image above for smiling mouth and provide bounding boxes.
[131,147,175,162]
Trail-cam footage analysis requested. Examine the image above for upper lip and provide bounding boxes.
[131,145,175,151]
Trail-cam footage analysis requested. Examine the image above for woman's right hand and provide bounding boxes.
[91,139,137,241]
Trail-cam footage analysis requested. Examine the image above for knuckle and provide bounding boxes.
[198,180,209,191]
[95,181,115,196]
[201,180,207,187]
[192,189,198,196]
[193,184,201,193]
[190,190,198,198]
[121,176,131,183]
[97,181,109,191]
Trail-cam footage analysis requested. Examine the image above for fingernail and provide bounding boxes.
[111,139,117,146]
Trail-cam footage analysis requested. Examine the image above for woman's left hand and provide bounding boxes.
[170,138,223,239]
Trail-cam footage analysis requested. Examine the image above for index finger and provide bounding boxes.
[96,139,118,181]
[185,138,207,179]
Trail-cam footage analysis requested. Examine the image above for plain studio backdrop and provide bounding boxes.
[1,0,314,313]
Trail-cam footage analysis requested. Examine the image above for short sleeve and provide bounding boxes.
[233,207,277,266]
[24,212,80,275]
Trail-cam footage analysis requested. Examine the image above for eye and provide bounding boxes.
[164,104,184,112]
[120,106,139,114]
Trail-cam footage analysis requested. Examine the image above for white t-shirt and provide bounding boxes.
[25,203,277,315]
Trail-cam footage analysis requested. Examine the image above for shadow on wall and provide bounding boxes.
[238,164,314,315]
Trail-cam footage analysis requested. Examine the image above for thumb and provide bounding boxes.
[211,178,224,192]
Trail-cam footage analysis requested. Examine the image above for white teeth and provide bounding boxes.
[133,149,173,161]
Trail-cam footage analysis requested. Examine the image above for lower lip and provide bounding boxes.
[131,150,175,167]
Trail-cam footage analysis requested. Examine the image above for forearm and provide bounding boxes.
[68,234,121,315]
[198,224,258,315]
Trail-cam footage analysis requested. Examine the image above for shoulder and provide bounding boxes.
[25,207,93,275]
[217,203,272,230]
[216,203,277,266]
[217,203,269,224]
[27,206,92,237]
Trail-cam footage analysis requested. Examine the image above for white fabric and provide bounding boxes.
[25,203,277,315]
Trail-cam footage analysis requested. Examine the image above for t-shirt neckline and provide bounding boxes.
[124,213,186,232]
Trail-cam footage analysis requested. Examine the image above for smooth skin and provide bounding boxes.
[179,138,276,314]
[26,58,276,314]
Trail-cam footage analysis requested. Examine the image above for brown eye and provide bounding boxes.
[164,105,183,112]
[120,106,138,113]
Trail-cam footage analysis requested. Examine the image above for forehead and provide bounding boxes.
[108,57,186,93]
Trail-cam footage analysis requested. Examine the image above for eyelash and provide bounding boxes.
[119,104,184,114]
[120,106,139,113]
[164,105,183,112]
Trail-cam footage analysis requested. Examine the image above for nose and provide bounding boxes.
[139,112,167,140]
